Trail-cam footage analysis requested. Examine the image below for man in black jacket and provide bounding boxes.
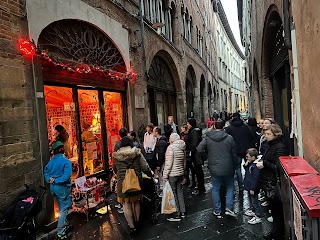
[164,116,180,141]
[197,120,238,218]
[225,113,253,192]
[153,126,168,172]
[187,118,205,195]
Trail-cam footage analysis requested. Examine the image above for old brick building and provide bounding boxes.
[0,0,221,222]
[239,0,320,172]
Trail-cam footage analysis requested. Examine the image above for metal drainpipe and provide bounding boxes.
[283,0,292,49]
[139,0,147,73]
[291,23,303,157]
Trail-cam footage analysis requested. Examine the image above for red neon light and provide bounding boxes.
[18,39,36,57]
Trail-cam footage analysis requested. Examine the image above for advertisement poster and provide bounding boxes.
[87,142,97,160]
[292,189,302,240]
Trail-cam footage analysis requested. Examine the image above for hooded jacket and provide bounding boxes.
[225,118,253,157]
[163,140,186,179]
[113,146,152,198]
[197,130,238,176]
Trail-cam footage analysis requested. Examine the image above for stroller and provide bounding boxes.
[0,185,46,240]
[140,175,161,223]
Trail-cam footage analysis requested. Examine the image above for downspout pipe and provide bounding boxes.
[139,0,147,74]
[291,23,303,157]
[283,0,292,49]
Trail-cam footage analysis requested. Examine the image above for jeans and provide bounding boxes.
[249,193,261,217]
[211,174,235,214]
[169,176,186,215]
[236,156,244,190]
[145,153,156,171]
[50,184,72,236]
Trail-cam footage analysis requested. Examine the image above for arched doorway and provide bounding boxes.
[186,66,196,118]
[208,83,213,116]
[38,19,128,218]
[200,76,206,123]
[262,8,293,154]
[147,56,177,127]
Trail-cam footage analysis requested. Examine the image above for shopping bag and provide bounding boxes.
[161,181,177,214]
[122,168,141,193]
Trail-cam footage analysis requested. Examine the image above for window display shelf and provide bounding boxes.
[72,179,109,221]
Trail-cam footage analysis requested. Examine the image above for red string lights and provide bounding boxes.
[18,39,138,82]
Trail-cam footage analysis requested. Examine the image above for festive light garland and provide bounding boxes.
[18,39,138,82]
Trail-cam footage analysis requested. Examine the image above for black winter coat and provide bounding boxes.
[225,118,253,157]
[248,125,260,149]
[164,123,180,141]
[260,138,289,190]
[154,136,168,167]
[188,127,203,164]
[244,162,261,192]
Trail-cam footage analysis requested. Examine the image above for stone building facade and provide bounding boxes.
[0,0,220,222]
[214,0,247,115]
[239,0,320,172]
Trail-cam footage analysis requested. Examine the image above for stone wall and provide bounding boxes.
[0,0,42,209]
[291,0,320,171]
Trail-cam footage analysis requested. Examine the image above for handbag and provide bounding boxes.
[264,168,282,202]
[122,159,141,193]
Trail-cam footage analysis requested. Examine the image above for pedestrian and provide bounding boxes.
[128,131,141,149]
[114,128,128,152]
[44,141,72,240]
[113,136,153,235]
[225,112,253,192]
[213,110,219,120]
[187,118,205,195]
[243,148,262,225]
[197,120,238,218]
[256,124,289,240]
[180,123,196,187]
[247,117,260,149]
[153,126,168,179]
[259,118,276,155]
[143,123,157,170]
[257,118,264,133]
[164,116,180,141]
[206,116,215,128]
[163,133,186,222]
[54,125,70,158]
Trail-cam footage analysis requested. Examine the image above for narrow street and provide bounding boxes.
[40,164,267,240]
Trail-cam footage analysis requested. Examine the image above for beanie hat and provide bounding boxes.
[187,118,196,127]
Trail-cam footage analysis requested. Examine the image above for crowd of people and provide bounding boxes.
[44,113,289,240]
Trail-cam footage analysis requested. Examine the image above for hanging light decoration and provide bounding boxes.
[18,39,138,82]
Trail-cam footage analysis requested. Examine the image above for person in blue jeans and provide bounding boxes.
[197,120,238,218]
[44,141,72,240]
[243,148,262,224]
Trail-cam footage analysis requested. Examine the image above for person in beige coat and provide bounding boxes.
[163,133,186,221]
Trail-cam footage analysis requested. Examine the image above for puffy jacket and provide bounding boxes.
[197,130,238,176]
[154,136,168,167]
[113,147,152,199]
[260,138,289,190]
[244,161,261,192]
[163,140,186,179]
[225,118,253,157]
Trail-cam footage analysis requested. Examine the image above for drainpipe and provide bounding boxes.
[139,0,147,73]
[283,0,292,49]
[291,23,303,157]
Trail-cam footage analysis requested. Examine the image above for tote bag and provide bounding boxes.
[161,181,177,214]
[122,159,141,193]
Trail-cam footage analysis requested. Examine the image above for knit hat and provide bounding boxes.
[187,118,196,128]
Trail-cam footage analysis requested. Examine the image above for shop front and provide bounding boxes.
[36,19,130,218]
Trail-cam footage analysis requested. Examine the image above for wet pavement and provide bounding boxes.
[39,161,272,240]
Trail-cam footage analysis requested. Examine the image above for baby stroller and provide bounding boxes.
[140,175,161,223]
[0,185,46,240]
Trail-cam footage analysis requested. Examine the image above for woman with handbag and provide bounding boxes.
[113,136,152,235]
[256,124,289,240]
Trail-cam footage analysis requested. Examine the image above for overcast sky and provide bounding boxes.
[220,0,244,52]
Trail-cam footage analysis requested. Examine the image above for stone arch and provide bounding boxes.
[199,75,206,123]
[26,0,130,70]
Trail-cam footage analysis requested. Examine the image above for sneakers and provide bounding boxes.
[248,216,262,225]
[225,209,237,218]
[261,201,269,207]
[181,213,186,218]
[57,232,71,240]
[258,196,266,202]
[267,216,274,223]
[115,203,122,209]
[244,210,256,217]
[167,216,182,222]
[213,211,223,219]
[117,207,124,214]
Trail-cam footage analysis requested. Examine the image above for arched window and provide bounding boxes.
[188,16,192,44]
